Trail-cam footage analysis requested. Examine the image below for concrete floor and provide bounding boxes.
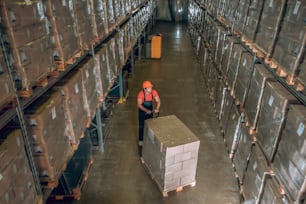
[76,22,240,204]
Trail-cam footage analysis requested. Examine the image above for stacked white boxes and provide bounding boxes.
[142,115,200,196]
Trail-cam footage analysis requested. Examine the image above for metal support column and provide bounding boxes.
[95,106,104,153]
[138,36,142,60]
[131,48,135,74]
[117,69,125,104]
[0,29,42,196]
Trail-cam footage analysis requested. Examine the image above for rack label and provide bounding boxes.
[269,0,273,8]
[51,107,56,119]
[293,1,301,15]
[74,83,79,94]
[297,122,305,137]
[62,0,67,6]
[268,95,274,107]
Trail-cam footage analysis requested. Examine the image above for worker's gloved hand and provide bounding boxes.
[146,110,153,114]
[154,109,159,113]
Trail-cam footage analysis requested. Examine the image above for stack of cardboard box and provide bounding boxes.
[142,115,200,195]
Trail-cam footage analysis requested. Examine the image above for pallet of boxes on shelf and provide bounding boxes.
[243,63,276,133]
[215,79,228,120]
[233,51,255,106]
[232,125,254,185]
[242,0,264,43]
[106,0,116,32]
[80,57,103,126]
[96,46,112,97]
[220,35,238,77]
[223,104,243,158]
[24,90,74,188]
[241,143,272,202]
[232,0,250,36]
[254,0,286,58]
[226,43,247,94]
[209,0,220,15]
[216,0,229,21]
[126,0,133,13]
[44,0,82,72]
[206,60,220,106]
[260,176,291,203]
[121,20,134,59]
[214,25,227,63]
[202,47,213,79]
[0,129,42,204]
[91,0,108,41]
[0,0,54,97]
[114,32,125,68]
[54,70,88,150]
[112,0,125,25]
[219,87,234,134]
[272,0,306,85]
[0,51,15,110]
[272,105,306,203]
[223,0,240,27]
[106,38,120,79]
[256,81,298,162]
[72,0,95,51]
[207,20,219,58]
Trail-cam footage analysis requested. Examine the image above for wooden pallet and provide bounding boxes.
[0,95,17,112]
[242,40,266,59]
[52,158,94,201]
[140,157,196,197]
[40,178,59,188]
[293,78,305,92]
[18,69,59,98]
[56,50,83,71]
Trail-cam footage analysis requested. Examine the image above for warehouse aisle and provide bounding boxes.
[76,22,240,204]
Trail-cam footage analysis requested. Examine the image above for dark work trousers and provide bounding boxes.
[138,100,153,141]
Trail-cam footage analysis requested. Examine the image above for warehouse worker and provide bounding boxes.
[137,80,161,146]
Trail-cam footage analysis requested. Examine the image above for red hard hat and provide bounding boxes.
[142,81,153,88]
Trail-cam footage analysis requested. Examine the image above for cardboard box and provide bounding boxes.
[25,90,73,180]
[80,58,102,119]
[224,105,242,157]
[55,70,88,146]
[220,36,238,76]
[234,51,254,105]
[272,105,306,201]
[244,64,276,130]
[227,43,247,90]
[233,125,253,184]
[44,0,81,63]
[256,82,298,161]
[142,115,200,193]
[260,177,291,203]
[243,144,270,201]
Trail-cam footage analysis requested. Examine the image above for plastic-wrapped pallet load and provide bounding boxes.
[272,105,306,202]
[142,115,200,197]
[244,64,276,131]
[233,125,254,184]
[256,82,298,162]
[272,0,305,81]
[0,1,54,95]
[0,130,42,204]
